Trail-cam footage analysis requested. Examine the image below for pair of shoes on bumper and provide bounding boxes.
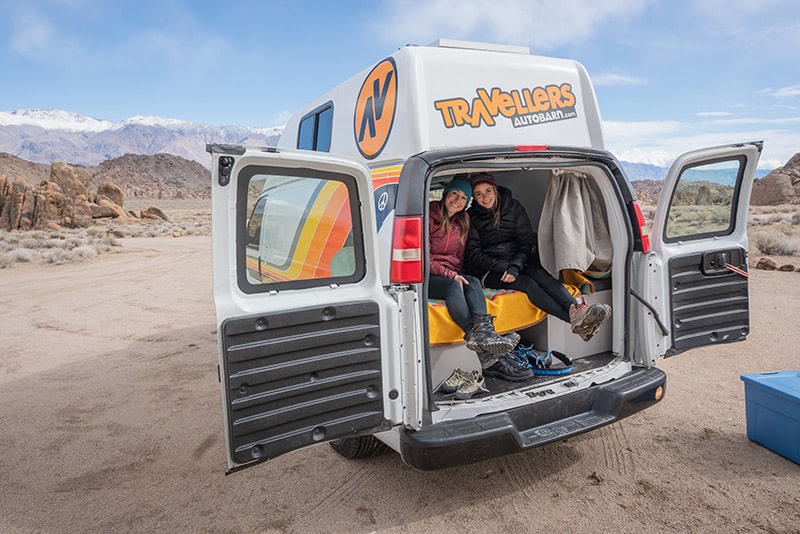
[438,368,487,400]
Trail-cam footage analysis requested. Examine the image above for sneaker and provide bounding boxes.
[569,299,611,342]
[484,353,534,382]
[454,370,487,400]
[438,368,471,393]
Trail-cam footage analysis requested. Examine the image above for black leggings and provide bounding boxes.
[482,263,576,324]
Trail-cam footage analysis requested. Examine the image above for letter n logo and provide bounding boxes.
[354,58,397,159]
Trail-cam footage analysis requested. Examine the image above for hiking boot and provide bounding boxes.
[465,314,517,354]
[502,331,521,350]
[438,368,471,394]
[484,352,534,382]
[475,351,500,370]
[569,299,611,342]
[454,370,487,400]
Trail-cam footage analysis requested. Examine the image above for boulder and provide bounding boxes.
[71,197,94,228]
[140,206,169,222]
[751,152,800,205]
[92,196,127,219]
[96,182,124,208]
[50,162,90,201]
[33,181,67,229]
[755,257,778,270]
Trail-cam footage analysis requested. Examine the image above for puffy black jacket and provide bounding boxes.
[465,186,536,278]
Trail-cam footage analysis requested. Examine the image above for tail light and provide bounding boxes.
[390,215,423,284]
[632,201,651,253]
[514,145,549,152]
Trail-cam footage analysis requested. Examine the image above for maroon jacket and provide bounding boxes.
[429,200,469,279]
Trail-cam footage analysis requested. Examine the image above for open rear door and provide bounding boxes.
[633,141,762,362]
[209,145,394,473]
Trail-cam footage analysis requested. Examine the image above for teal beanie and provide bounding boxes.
[443,178,473,206]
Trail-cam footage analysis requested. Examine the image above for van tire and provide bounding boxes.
[329,435,386,459]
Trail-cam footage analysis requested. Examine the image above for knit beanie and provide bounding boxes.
[443,178,473,206]
[470,172,497,189]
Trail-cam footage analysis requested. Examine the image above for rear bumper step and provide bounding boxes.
[399,367,666,470]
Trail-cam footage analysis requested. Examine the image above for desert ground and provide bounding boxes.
[1,207,799,533]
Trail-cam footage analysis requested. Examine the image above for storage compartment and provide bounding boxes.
[740,371,800,464]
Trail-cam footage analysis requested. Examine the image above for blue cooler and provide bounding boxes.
[740,371,800,465]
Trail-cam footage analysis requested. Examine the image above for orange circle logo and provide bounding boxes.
[354,58,397,159]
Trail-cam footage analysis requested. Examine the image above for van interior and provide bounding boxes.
[425,166,624,410]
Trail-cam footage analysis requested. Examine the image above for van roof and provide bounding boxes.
[279,40,605,164]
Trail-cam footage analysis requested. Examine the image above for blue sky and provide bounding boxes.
[1,0,798,170]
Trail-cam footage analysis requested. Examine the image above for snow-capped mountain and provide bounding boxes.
[0,109,283,169]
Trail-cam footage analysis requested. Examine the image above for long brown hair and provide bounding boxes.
[438,197,470,244]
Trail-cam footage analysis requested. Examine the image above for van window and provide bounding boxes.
[664,156,745,242]
[237,165,364,293]
[297,103,333,152]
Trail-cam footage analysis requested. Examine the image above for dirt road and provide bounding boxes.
[1,236,797,533]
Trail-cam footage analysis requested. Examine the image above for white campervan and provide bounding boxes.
[209,40,761,472]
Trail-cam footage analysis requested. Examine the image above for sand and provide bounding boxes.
[1,235,798,533]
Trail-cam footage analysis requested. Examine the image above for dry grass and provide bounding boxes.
[3,198,799,269]
[0,199,210,268]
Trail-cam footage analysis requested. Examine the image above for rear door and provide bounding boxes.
[633,142,762,363]
[209,144,396,473]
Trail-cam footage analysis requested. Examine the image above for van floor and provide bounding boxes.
[433,351,617,401]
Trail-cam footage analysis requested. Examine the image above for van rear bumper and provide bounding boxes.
[399,367,666,471]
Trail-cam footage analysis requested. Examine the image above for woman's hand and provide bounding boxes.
[454,274,470,289]
[500,271,517,283]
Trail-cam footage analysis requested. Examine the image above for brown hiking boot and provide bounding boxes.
[569,298,611,341]
[438,368,471,393]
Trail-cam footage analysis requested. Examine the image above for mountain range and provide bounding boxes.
[0,109,282,170]
[0,108,769,181]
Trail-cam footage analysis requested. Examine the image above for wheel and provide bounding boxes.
[329,435,387,459]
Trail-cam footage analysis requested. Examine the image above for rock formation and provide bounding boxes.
[751,153,800,205]
[0,159,169,231]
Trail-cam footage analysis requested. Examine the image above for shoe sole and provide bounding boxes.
[572,304,611,340]
[466,338,517,354]
[483,368,533,382]
[454,382,484,400]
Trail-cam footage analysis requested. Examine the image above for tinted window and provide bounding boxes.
[664,157,744,241]
[296,103,333,152]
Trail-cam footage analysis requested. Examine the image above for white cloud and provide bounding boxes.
[374,0,650,50]
[592,74,647,87]
[772,85,800,98]
[604,118,797,170]
[696,111,733,117]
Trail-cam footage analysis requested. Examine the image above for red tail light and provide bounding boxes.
[390,215,424,284]
[514,145,549,152]
[632,201,651,253]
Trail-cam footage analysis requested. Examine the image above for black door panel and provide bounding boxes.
[221,301,385,464]
[667,249,749,355]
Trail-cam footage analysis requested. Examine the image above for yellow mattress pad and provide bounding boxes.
[428,285,580,345]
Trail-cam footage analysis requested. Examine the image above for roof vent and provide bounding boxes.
[427,39,530,55]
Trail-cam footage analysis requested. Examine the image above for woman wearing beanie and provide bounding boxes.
[428,176,521,389]
[465,172,611,359]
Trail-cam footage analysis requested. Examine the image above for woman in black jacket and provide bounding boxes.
[465,172,610,347]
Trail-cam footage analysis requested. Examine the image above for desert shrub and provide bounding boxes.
[70,245,97,261]
[0,253,10,268]
[752,231,800,256]
[10,248,36,262]
[792,213,800,226]
[41,248,71,265]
